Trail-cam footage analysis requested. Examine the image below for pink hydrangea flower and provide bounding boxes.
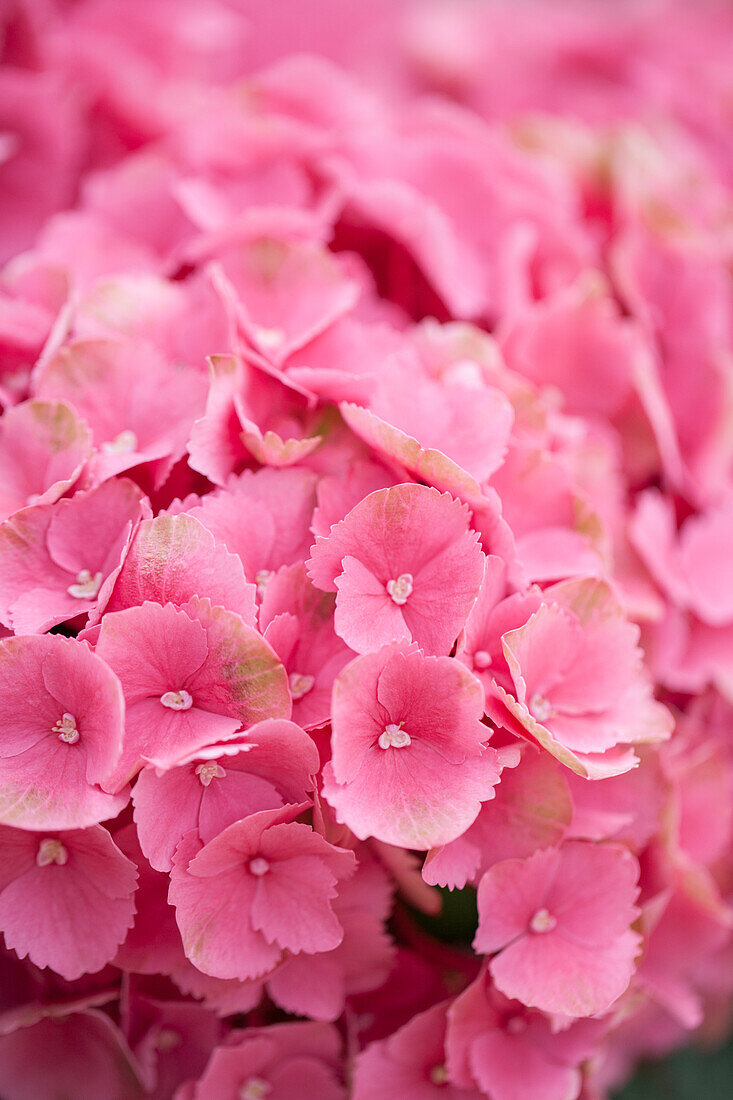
[446,967,606,1100]
[0,824,137,980]
[0,287,53,392]
[168,806,355,981]
[474,840,641,1017]
[180,1021,345,1100]
[69,271,193,351]
[0,478,147,634]
[132,718,320,870]
[169,849,394,1024]
[34,337,208,489]
[95,599,290,790]
[665,706,733,869]
[322,641,506,849]
[9,207,161,298]
[0,399,92,523]
[308,484,486,656]
[0,633,128,829]
[353,1001,483,1100]
[495,577,673,778]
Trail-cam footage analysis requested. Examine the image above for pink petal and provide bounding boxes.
[0,633,128,830]
[0,1011,145,1100]
[340,402,485,504]
[470,1030,581,1100]
[0,399,91,522]
[103,513,256,625]
[168,830,280,982]
[250,855,343,954]
[0,825,137,980]
[425,750,571,889]
[333,555,411,653]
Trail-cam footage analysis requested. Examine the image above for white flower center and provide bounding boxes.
[473,649,492,669]
[430,1064,449,1086]
[254,326,286,351]
[249,857,270,877]
[378,722,411,750]
[195,762,226,787]
[530,908,557,934]
[506,1015,528,1034]
[101,429,138,454]
[255,568,271,596]
[67,569,103,600]
[529,693,553,723]
[53,712,79,744]
[239,1079,271,1100]
[386,573,414,605]
[289,672,315,700]
[160,690,193,711]
[155,1029,182,1052]
[36,838,68,866]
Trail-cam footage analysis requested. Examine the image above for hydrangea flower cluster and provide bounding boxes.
[1,1,733,1097]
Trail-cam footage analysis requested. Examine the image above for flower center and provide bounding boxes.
[254,326,286,352]
[530,908,557,934]
[386,573,414,605]
[506,1015,528,1034]
[473,649,492,669]
[249,857,270,877]
[529,693,553,723]
[378,722,411,750]
[160,690,193,711]
[101,429,138,454]
[36,838,68,866]
[195,762,226,787]
[430,1064,449,1086]
[289,672,315,700]
[67,569,103,600]
[53,712,79,744]
[155,1029,182,1052]
[255,568,271,596]
[239,1079,271,1100]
